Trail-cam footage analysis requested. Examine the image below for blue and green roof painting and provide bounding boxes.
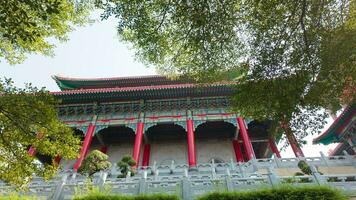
[313,104,356,145]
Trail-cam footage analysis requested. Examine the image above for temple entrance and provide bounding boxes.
[145,123,187,166]
[92,126,135,163]
[195,121,235,164]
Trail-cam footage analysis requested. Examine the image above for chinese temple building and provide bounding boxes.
[50,75,287,170]
[313,104,356,156]
[4,75,356,200]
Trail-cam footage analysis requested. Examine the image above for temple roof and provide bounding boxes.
[313,104,356,145]
[51,75,236,104]
[53,75,188,91]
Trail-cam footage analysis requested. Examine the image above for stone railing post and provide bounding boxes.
[319,151,329,166]
[151,161,157,175]
[230,158,236,172]
[225,168,233,191]
[52,173,68,200]
[267,167,280,187]
[98,171,108,191]
[138,171,147,194]
[170,160,175,174]
[126,171,131,181]
[182,177,192,200]
[184,168,189,178]
[311,166,326,185]
[273,154,281,168]
[238,164,246,177]
[111,163,118,176]
[251,158,258,172]
[71,172,77,180]
[211,159,216,179]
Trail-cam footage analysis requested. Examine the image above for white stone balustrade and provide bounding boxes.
[1,152,356,200]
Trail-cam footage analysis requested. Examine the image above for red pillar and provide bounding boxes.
[28,133,44,156]
[232,139,244,162]
[268,138,281,158]
[186,119,197,167]
[73,124,96,171]
[132,122,144,168]
[141,144,151,167]
[100,146,108,154]
[237,117,255,160]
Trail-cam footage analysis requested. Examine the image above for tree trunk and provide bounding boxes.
[281,121,305,157]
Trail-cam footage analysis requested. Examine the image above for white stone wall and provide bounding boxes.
[149,140,188,165]
[62,139,236,169]
[105,144,133,163]
[196,138,235,163]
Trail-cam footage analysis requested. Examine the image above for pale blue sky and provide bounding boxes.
[1,16,156,91]
[0,15,337,157]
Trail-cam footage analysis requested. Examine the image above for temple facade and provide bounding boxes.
[3,75,356,200]
[51,75,288,170]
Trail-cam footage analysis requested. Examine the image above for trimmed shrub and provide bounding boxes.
[73,194,179,200]
[197,186,347,200]
[297,160,312,175]
[117,155,136,178]
[78,150,111,177]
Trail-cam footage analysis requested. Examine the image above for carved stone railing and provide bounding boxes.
[1,151,356,200]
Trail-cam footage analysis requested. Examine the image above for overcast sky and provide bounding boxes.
[0,15,337,158]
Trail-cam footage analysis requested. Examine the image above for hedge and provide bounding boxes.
[73,194,179,200]
[197,186,347,200]
[0,193,37,200]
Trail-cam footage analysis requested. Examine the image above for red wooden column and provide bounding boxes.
[268,138,281,158]
[28,133,63,166]
[237,117,255,160]
[28,133,44,156]
[186,119,197,167]
[141,144,151,167]
[132,122,144,168]
[54,155,62,166]
[232,139,244,162]
[73,124,96,171]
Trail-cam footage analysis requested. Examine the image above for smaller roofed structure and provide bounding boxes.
[313,104,356,156]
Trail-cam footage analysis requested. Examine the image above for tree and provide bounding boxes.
[117,155,136,178]
[78,150,112,177]
[0,0,92,64]
[97,0,355,146]
[0,78,81,187]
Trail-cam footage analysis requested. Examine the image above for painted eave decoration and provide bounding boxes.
[313,104,356,145]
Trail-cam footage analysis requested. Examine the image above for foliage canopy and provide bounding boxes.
[98,0,355,142]
[0,79,81,187]
[0,0,92,64]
